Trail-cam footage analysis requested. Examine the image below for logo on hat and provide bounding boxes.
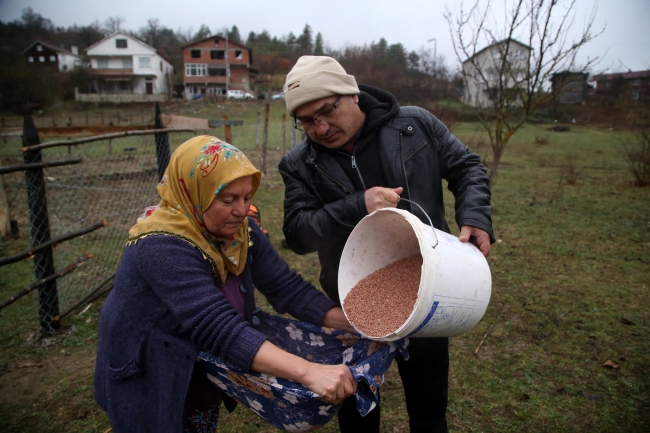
[287,81,300,91]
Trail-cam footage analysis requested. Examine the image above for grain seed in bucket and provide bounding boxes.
[343,254,422,337]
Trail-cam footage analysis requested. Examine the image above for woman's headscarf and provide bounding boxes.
[127,135,262,283]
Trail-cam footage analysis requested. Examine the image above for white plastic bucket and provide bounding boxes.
[338,207,492,341]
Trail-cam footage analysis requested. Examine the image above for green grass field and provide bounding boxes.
[0,102,648,432]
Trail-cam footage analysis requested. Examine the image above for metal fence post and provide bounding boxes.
[154,103,171,180]
[22,116,60,334]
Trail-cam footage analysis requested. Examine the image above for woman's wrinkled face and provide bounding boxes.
[203,175,253,237]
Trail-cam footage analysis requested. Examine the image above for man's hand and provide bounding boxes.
[364,186,403,214]
[322,307,357,333]
[458,226,491,257]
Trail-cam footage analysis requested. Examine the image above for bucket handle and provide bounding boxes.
[399,198,439,249]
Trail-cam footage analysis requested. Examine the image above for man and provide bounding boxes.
[278,56,494,433]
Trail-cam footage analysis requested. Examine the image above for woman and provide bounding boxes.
[94,136,357,433]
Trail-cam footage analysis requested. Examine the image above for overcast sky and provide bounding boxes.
[1,0,648,72]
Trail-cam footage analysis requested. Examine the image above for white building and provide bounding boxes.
[461,39,532,108]
[82,31,173,102]
[23,40,84,73]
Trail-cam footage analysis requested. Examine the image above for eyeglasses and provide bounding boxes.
[294,95,342,133]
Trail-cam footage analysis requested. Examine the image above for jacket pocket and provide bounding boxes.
[108,336,145,382]
[403,139,428,162]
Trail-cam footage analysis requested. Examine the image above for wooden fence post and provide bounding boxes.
[281,114,286,155]
[0,160,10,241]
[223,115,232,143]
[22,116,60,334]
[154,103,171,180]
[261,104,270,175]
[255,112,261,149]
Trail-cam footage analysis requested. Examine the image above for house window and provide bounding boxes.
[39,56,45,62]
[208,67,226,76]
[235,50,242,60]
[211,50,225,59]
[191,49,201,58]
[214,39,220,46]
[37,45,42,51]
[28,56,34,62]
[63,65,68,70]
[160,61,163,71]
[49,55,56,62]
[631,91,639,100]
[632,79,640,87]
[123,58,133,68]
[97,58,108,68]
[116,39,127,48]
[185,63,207,76]
[139,57,151,68]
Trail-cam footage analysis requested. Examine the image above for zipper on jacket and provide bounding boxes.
[315,164,352,194]
[353,153,367,190]
[336,151,367,190]
[399,133,413,213]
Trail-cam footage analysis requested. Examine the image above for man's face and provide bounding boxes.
[294,94,364,150]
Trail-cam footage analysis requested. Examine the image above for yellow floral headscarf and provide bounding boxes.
[127,135,262,283]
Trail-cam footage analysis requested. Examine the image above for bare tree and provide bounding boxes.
[445,0,603,181]
[104,16,125,33]
[141,18,160,46]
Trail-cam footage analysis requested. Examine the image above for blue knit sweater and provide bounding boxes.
[94,219,336,433]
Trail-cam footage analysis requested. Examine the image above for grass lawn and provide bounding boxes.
[0,103,648,432]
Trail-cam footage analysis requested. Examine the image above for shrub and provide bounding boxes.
[559,154,581,185]
[535,135,549,145]
[621,132,650,186]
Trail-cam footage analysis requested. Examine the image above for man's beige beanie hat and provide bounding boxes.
[283,56,359,116]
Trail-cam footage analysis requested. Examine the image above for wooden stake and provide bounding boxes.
[281,114,286,155]
[261,104,270,175]
[223,115,232,143]
[255,112,261,149]
[474,325,493,355]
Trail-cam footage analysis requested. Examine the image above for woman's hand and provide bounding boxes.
[322,307,357,333]
[252,341,358,404]
[300,363,357,404]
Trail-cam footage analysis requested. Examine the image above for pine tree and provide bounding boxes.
[314,32,324,55]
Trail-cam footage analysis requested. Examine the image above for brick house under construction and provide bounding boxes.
[182,36,257,99]
[590,70,650,102]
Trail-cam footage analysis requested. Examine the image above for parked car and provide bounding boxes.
[227,90,254,100]
[271,92,285,100]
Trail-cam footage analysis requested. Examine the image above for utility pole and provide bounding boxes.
[224,27,230,93]
[428,37,437,65]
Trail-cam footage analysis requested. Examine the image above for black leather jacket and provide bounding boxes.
[279,87,494,304]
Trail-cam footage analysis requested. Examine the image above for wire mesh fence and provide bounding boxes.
[1,118,296,332]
